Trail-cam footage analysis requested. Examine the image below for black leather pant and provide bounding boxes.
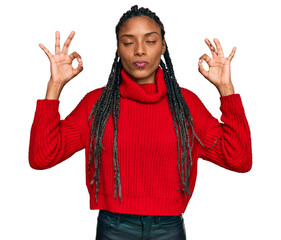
[95,210,186,240]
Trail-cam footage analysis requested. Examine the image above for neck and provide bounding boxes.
[119,66,167,103]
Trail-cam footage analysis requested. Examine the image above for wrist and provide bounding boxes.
[217,84,235,97]
[45,79,65,100]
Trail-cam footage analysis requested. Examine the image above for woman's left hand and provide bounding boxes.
[198,38,236,96]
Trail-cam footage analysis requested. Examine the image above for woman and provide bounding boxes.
[29,5,252,240]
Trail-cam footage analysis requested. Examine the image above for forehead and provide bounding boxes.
[118,16,161,36]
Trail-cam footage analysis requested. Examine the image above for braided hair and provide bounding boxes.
[88,5,217,203]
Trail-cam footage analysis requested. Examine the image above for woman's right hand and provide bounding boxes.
[39,31,83,87]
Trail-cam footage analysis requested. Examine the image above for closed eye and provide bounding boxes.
[123,41,156,46]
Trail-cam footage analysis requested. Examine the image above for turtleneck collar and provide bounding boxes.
[119,66,168,103]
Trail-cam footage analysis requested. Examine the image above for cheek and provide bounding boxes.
[152,48,163,61]
[120,56,131,66]
[119,49,131,62]
[154,44,164,55]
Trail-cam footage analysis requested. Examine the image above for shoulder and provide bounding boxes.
[180,87,213,119]
[180,87,214,131]
[85,86,105,100]
[78,86,106,113]
[180,87,203,107]
[82,86,106,105]
[180,87,197,98]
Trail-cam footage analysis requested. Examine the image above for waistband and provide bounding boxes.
[99,209,182,221]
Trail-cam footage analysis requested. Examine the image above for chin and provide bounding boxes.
[131,67,156,79]
[134,70,150,78]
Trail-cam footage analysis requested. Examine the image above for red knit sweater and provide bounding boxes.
[29,66,252,216]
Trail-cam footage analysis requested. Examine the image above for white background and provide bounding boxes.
[1,0,280,239]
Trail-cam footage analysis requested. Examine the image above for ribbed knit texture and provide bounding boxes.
[29,67,252,216]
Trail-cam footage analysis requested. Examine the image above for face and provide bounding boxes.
[117,16,166,84]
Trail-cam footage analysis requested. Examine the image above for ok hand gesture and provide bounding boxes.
[198,38,236,96]
[39,31,83,87]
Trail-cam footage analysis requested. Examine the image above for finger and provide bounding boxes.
[69,51,82,63]
[62,31,75,55]
[213,38,224,57]
[198,59,209,79]
[227,47,236,61]
[205,38,217,58]
[199,53,212,64]
[39,43,53,61]
[55,31,60,54]
[72,61,84,77]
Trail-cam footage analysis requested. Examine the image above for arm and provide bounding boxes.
[194,38,252,172]
[29,30,87,169]
[28,93,89,170]
[198,94,252,172]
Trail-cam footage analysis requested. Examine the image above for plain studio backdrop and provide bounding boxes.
[1,0,280,239]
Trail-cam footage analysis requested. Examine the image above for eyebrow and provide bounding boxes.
[120,32,159,39]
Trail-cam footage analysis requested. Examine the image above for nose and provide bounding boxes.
[134,42,146,56]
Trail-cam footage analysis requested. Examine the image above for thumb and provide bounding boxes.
[198,60,208,79]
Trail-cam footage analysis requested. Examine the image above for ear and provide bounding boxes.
[161,39,166,55]
[117,47,120,57]
[116,40,121,57]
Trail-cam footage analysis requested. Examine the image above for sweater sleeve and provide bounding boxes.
[198,93,252,173]
[181,88,252,173]
[28,93,90,170]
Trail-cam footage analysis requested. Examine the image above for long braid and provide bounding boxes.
[88,52,123,202]
[88,5,218,203]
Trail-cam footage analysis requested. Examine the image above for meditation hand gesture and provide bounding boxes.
[39,31,83,85]
[39,31,83,99]
[198,38,236,96]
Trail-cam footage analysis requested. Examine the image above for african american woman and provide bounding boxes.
[29,5,252,240]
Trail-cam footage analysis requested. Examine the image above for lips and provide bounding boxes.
[134,61,147,68]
